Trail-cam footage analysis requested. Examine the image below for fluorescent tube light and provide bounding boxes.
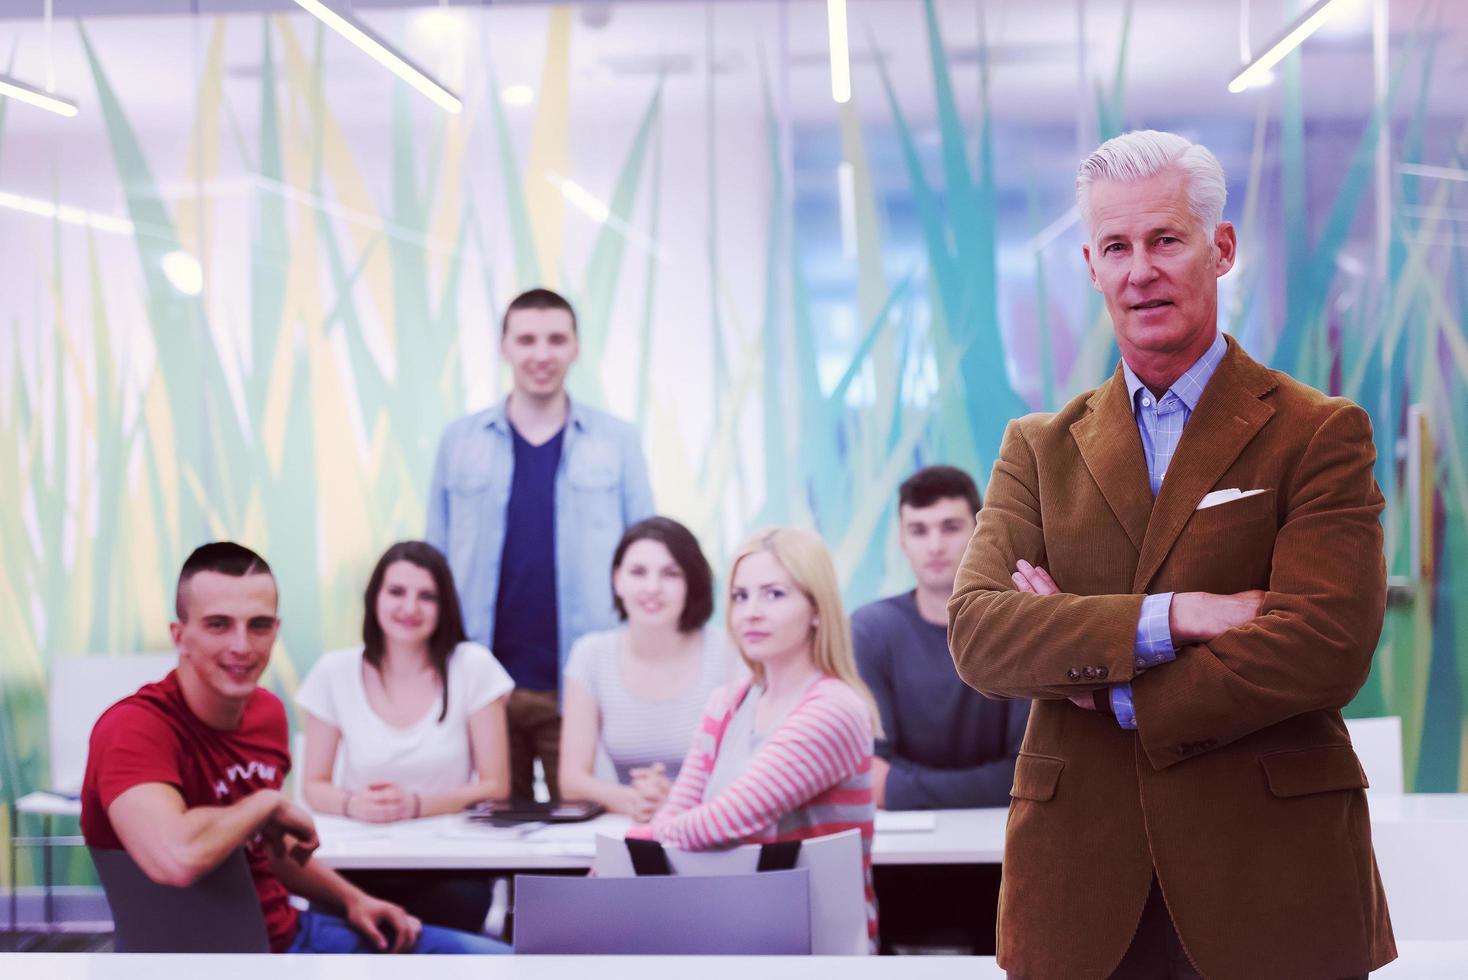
[837,161,856,259]
[161,250,204,296]
[547,172,611,224]
[0,73,77,117]
[0,188,132,234]
[292,0,462,113]
[1228,0,1352,94]
[1398,162,1468,183]
[826,0,851,104]
[501,84,535,107]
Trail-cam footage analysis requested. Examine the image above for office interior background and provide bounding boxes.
[0,0,1464,893]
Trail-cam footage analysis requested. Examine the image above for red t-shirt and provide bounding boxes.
[80,670,299,952]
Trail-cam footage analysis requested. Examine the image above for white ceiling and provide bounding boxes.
[0,1,1461,149]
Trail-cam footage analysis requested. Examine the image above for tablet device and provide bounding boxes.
[467,799,605,824]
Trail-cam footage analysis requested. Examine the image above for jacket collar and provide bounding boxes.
[1071,335,1278,589]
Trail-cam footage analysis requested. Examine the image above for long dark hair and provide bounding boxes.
[362,541,467,723]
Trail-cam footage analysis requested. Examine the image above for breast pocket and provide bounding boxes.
[444,436,504,497]
[1169,488,1277,592]
[1189,488,1277,535]
[568,445,620,493]
[444,454,506,541]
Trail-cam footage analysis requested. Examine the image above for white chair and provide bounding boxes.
[9,652,175,931]
[593,829,869,955]
[1344,716,1405,796]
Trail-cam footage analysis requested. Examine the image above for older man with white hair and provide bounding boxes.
[949,130,1395,979]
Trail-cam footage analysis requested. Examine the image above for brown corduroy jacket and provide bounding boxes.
[949,336,1396,980]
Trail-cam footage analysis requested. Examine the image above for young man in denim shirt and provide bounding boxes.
[427,288,654,800]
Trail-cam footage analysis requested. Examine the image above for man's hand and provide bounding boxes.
[260,796,319,866]
[351,783,416,823]
[344,891,422,953]
[870,756,890,809]
[1169,590,1266,646]
[1011,561,1100,711]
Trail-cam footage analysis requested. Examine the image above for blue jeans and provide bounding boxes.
[287,907,511,954]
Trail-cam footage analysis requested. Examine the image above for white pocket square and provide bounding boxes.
[1197,488,1268,511]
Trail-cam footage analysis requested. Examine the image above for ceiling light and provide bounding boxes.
[0,188,132,234]
[501,84,535,107]
[414,7,462,42]
[837,161,856,259]
[292,0,462,113]
[161,250,204,296]
[547,172,610,224]
[1228,0,1353,93]
[826,0,851,104]
[0,72,78,117]
[1398,162,1468,183]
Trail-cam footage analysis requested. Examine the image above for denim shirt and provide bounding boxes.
[425,397,655,683]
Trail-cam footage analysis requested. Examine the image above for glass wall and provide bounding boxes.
[1,0,1465,885]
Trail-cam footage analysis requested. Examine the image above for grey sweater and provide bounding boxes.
[852,591,1029,810]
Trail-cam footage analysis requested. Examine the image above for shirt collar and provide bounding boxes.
[1122,331,1227,413]
[483,394,586,432]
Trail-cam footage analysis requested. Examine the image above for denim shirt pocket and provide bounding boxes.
[568,443,620,492]
[566,439,624,553]
[444,440,507,549]
[446,430,507,495]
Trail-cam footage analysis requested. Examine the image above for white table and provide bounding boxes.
[312,808,1008,871]
[312,794,1468,944]
[2,944,1465,976]
[0,955,997,978]
[1363,793,1468,941]
[312,794,1461,871]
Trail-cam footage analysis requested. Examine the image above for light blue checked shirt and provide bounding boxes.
[1109,332,1228,730]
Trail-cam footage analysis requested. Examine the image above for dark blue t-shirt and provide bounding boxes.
[492,424,565,690]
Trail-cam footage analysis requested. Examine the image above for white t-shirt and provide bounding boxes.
[296,642,514,796]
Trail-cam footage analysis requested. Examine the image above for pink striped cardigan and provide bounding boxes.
[640,675,877,945]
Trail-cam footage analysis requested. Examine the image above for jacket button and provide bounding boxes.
[1135,656,1148,670]
[1176,743,1192,757]
[1082,666,1097,680]
[1066,667,1082,682]
[1095,666,1109,680]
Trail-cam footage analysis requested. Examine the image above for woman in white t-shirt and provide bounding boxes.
[296,540,513,931]
[558,517,732,822]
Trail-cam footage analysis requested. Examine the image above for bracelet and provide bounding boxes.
[342,792,353,817]
[412,793,421,819]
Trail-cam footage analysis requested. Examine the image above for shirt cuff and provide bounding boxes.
[1111,685,1137,730]
[1133,592,1177,671]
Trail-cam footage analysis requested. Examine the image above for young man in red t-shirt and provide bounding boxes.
[80,542,507,954]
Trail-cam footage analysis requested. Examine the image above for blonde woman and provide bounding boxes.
[637,527,880,948]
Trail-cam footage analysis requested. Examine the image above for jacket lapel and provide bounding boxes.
[1071,366,1153,553]
[1132,338,1278,592]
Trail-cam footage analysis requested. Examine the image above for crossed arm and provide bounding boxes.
[950,406,1385,766]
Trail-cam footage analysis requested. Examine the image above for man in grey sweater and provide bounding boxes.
[853,465,1029,810]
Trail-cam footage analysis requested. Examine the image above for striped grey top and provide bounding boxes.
[563,625,728,784]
